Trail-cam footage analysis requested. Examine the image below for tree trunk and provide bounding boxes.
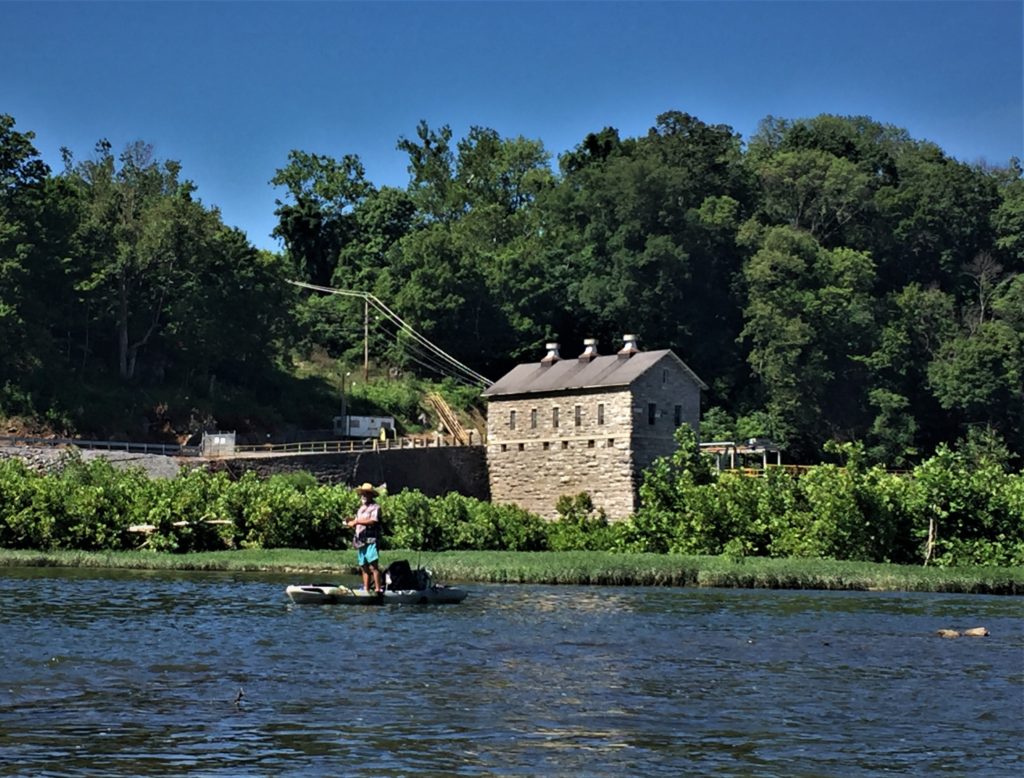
[923,517,936,566]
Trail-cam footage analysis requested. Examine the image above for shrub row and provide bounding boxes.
[0,434,1021,567]
[630,430,1024,567]
[0,455,550,554]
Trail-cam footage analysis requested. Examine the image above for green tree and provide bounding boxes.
[859,283,958,464]
[740,225,876,455]
[545,112,750,392]
[992,158,1024,267]
[69,140,208,380]
[271,150,373,286]
[0,115,80,417]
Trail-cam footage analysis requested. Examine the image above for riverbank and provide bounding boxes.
[1,548,1021,594]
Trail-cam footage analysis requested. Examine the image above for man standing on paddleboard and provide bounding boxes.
[347,483,383,594]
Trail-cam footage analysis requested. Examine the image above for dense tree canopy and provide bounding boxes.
[1,111,1021,463]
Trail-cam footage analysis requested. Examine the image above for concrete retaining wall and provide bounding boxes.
[205,446,490,500]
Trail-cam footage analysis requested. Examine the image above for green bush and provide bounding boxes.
[1,438,1020,565]
[547,494,616,552]
[632,434,1023,567]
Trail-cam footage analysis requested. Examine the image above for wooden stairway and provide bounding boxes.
[425,392,470,444]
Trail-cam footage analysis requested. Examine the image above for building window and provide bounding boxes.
[674,405,683,426]
[574,405,582,427]
[648,403,656,425]
[561,440,569,449]
[509,410,517,430]
[500,444,507,452]
[542,441,550,451]
[552,407,560,428]
[531,408,537,429]
[517,442,525,451]
[597,403,605,425]
[607,438,615,447]
[663,369,668,384]
[587,439,595,448]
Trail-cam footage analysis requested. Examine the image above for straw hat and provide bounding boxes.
[355,482,378,496]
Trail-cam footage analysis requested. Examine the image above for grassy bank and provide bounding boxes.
[1,548,1021,594]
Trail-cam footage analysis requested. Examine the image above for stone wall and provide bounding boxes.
[629,356,702,472]
[485,353,703,520]
[486,388,637,520]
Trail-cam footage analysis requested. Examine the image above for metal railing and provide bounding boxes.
[229,433,480,457]
[0,433,480,459]
[0,435,200,456]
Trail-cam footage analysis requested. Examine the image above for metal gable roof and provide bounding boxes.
[482,350,708,398]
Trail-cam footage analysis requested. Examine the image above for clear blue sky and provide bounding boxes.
[3,1,1022,251]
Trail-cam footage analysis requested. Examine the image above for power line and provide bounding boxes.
[373,317,467,381]
[288,280,494,388]
[366,303,488,386]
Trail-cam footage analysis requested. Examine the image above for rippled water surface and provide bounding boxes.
[0,568,1021,776]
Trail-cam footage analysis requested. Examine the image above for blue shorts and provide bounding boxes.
[357,543,379,566]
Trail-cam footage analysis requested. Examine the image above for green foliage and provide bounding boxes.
[629,428,1022,566]
[911,444,1023,566]
[346,375,428,424]
[633,426,718,553]
[0,441,1020,567]
[0,109,1021,466]
[546,493,619,552]
[382,490,548,552]
[2,546,1020,594]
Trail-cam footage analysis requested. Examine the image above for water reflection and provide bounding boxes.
[0,569,1021,776]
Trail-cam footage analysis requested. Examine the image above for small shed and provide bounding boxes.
[201,431,236,457]
[482,335,707,520]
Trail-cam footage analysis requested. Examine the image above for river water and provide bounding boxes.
[0,568,1020,777]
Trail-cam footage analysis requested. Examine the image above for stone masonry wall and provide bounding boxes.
[629,356,702,472]
[486,388,637,520]
[485,354,703,520]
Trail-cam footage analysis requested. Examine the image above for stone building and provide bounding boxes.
[482,335,707,520]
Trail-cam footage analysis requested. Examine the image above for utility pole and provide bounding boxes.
[339,371,351,436]
[286,280,493,388]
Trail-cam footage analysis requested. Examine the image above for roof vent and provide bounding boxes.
[618,334,640,358]
[578,338,599,361]
[541,342,561,365]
